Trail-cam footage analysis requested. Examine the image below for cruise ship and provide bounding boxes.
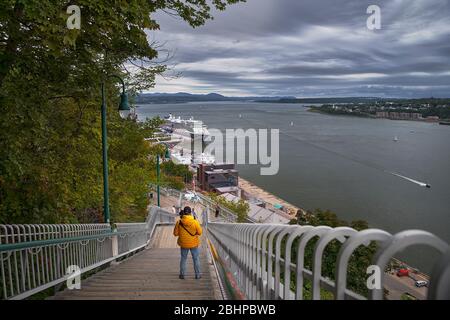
[163,114,215,166]
[170,150,192,165]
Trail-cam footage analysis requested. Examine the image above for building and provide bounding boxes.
[376,111,389,118]
[197,164,239,195]
[425,116,440,122]
[376,112,423,120]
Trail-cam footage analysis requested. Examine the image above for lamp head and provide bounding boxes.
[118,92,130,119]
[164,147,171,160]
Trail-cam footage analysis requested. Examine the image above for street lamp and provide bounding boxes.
[156,143,170,207]
[101,76,130,224]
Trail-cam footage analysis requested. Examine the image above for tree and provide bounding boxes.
[208,192,249,223]
[161,161,193,184]
[286,208,377,298]
[1,1,245,92]
[0,0,244,223]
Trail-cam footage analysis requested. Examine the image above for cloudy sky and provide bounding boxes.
[148,0,450,98]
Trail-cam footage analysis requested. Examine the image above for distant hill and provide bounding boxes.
[254,97,384,104]
[136,93,450,105]
[256,97,450,104]
[135,92,295,104]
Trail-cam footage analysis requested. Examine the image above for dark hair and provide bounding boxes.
[183,206,192,215]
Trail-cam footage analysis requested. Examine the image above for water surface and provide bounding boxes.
[137,102,450,272]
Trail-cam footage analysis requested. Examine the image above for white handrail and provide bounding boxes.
[207,222,450,300]
[0,207,176,300]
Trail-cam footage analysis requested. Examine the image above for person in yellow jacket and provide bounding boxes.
[173,206,203,279]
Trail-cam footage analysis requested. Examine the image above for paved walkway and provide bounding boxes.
[52,226,220,300]
[239,177,303,216]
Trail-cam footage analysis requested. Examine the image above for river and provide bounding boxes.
[136,101,450,272]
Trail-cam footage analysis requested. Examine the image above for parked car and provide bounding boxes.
[397,268,409,277]
[415,280,428,288]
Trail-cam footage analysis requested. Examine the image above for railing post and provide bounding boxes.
[428,248,450,300]
[111,227,118,259]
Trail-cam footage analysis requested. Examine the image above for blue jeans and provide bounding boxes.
[180,247,201,277]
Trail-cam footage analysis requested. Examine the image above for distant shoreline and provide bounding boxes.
[307,106,448,123]
[137,93,450,106]
[307,107,376,119]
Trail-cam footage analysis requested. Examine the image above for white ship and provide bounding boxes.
[163,114,215,166]
[170,151,192,165]
[164,114,210,137]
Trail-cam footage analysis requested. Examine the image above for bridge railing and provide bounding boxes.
[156,185,256,223]
[207,223,450,300]
[0,207,176,300]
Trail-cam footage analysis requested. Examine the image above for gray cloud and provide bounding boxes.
[147,0,450,97]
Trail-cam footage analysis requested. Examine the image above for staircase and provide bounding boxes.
[52,226,219,300]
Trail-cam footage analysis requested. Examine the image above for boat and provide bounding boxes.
[439,121,450,126]
[163,114,216,166]
[393,136,399,142]
[164,114,210,138]
[170,151,192,165]
[164,114,211,153]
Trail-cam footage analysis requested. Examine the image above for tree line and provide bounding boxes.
[0,0,243,224]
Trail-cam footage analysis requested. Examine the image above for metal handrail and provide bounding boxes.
[2,201,449,301]
[207,222,450,300]
[0,207,176,300]
[155,185,256,223]
[0,230,144,252]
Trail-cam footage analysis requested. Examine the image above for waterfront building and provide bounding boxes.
[196,163,239,195]
[425,116,440,122]
[376,111,389,118]
[376,112,423,120]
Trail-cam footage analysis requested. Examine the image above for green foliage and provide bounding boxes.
[208,192,249,222]
[301,280,334,300]
[161,161,193,184]
[0,97,162,223]
[0,0,243,223]
[401,292,417,300]
[147,145,189,191]
[289,208,377,298]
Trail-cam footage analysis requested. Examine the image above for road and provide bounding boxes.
[384,272,428,300]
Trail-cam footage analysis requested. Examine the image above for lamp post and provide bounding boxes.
[101,76,130,224]
[156,143,170,207]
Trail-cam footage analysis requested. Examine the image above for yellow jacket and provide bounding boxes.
[173,215,202,249]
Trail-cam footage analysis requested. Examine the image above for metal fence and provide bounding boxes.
[207,223,450,300]
[0,207,176,300]
[157,185,256,223]
[2,201,448,300]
